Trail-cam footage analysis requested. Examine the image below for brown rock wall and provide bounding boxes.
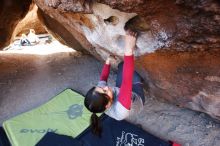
[136,50,220,120]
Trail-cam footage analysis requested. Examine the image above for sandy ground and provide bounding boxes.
[0,42,220,146]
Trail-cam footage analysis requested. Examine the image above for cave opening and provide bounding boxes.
[1,32,76,56]
[0,4,76,56]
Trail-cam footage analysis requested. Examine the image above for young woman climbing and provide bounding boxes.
[84,29,145,133]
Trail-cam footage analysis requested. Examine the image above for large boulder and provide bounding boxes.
[34,0,220,120]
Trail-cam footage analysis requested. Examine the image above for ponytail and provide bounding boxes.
[85,86,110,137]
[90,113,102,137]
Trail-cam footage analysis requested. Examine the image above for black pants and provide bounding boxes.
[115,62,145,104]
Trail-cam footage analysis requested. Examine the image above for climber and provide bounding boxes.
[84,29,145,133]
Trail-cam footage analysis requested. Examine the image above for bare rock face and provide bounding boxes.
[0,0,32,49]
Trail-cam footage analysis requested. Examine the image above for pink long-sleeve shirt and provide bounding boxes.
[100,55,134,109]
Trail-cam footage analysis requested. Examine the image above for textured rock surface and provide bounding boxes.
[35,0,220,56]
[44,0,92,13]
[0,0,32,49]
[98,0,220,53]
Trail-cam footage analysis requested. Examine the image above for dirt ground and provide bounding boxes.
[0,43,220,146]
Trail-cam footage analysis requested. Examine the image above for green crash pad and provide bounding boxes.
[3,89,92,146]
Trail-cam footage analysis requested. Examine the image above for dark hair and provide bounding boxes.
[84,87,109,137]
[90,113,102,137]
